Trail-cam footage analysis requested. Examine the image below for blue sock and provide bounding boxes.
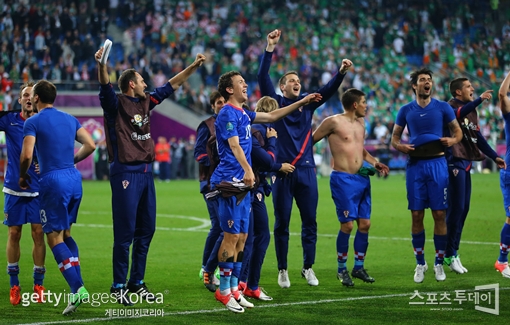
[33,265,45,286]
[452,250,457,257]
[412,231,426,265]
[337,230,350,272]
[353,231,369,270]
[434,234,447,265]
[51,242,82,293]
[218,262,233,295]
[7,263,19,287]
[498,223,510,263]
[64,237,82,283]
[112,283,126,289]
[231,262,242,291]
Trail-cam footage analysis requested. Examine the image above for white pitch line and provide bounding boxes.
[16,287,510,325]
[75,210,501,246]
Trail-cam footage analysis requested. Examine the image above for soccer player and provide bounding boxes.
[445,78,505,274]
[258,29,352,287]
[495,69,510,278]
[391,68,462,283]
[213,71,321,313]
[312,88,389,287]
[1,82,46,305]
[95,46,206,304]
[19,80,96,315]
[196,91,225,291]
[239,96,296,300]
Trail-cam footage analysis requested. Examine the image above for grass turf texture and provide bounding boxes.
[0,173,508,324]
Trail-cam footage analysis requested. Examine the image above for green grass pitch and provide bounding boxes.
[0,173,508,324]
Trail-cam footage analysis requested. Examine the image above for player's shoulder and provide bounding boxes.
[431,98,449,108]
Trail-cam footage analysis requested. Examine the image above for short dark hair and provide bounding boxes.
[449,77,469,97]
[118,69,138,93]
[19,81,35,98]
[209,90,223,106]
[33,80,57,104]
[217,71,241,100]
[341,88,366,110]
[279,71,299,87]
[409,68,433,94]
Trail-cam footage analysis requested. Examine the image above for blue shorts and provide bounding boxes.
[500,169,510,217]
[39,169,82,233]
[406,157,448,210]
[3,194,40,226]
[218,193,251,234]
[330,171,371,223]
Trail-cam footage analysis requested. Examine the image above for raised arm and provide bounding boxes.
[253,93,322,123]
[257,30,280,98]
[308,59,352,110]
[391,124,415,153]
[95,47,110,85]
[74,127,96,164]
[312,116,335,144]
[499,70,510,115]
[228,136,255,187]
[168,54,205,91]
[453,90,492,119]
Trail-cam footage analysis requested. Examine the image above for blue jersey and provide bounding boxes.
[23,108,81,176]
[504,113,510,169]
[99,82,175,175]
[0,111,39,194]
[210,104,256,185]
[396,98,456,147]
[258,50,346,167]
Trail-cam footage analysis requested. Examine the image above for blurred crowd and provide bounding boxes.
[0,0,509,169]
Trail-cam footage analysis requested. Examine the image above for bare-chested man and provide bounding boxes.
[312,88,389,287]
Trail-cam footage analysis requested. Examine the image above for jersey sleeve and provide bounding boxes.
[99,83,119,114]
[443,102,456,123]
[149,82,175,110]
[0,113,8,131]
[23,117,37,137]
[194,123,211,165]
[216,108,239,141]
[247,110,257,124]
[257,51,279,99]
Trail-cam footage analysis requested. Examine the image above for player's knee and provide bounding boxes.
[8,227,22,242]
[359,220,371,232]
[31,227,45,244]
[431,210,446,222]
[340,222,353,234]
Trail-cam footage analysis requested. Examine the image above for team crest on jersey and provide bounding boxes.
[122,180,130,189]
[453,169,459,177]
[271,175,276,184]
[226,122,234,131]
[227,219,234,228]
[256,193,263,201]
[343,211,349,217]
[131,114,143,127]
